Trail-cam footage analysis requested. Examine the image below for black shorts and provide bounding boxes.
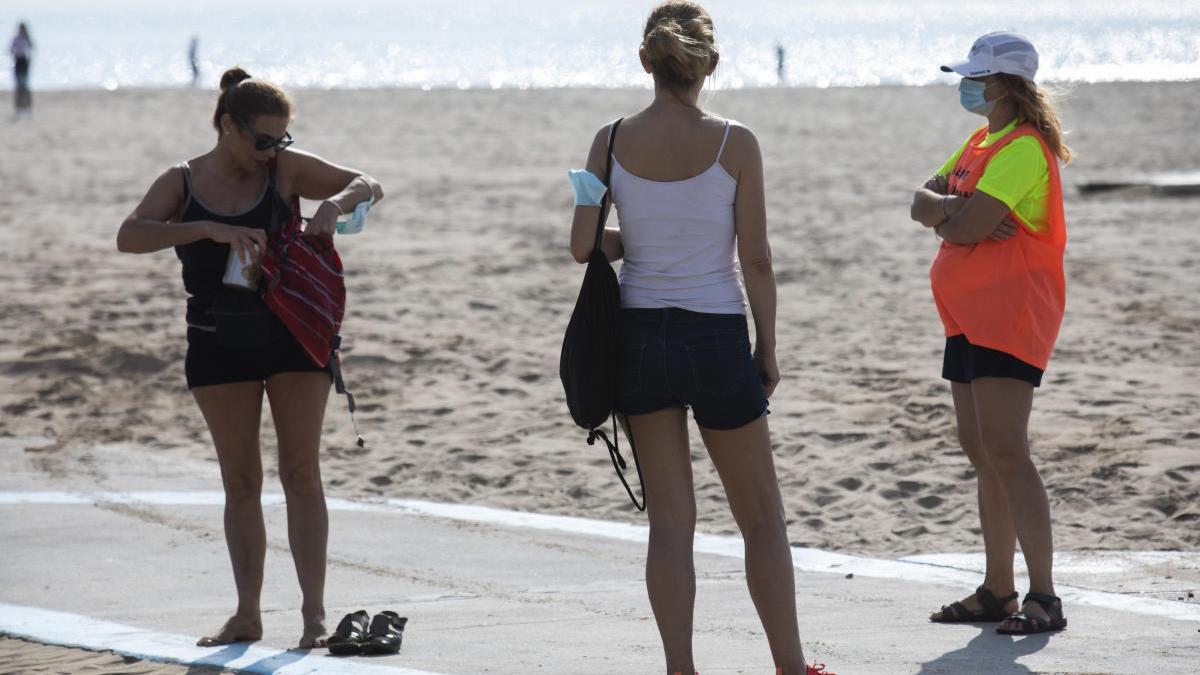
[942,334,1043,387]
[185,327,331,389]
[615,308,769,430]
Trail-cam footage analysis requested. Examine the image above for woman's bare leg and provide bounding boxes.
[192,381,267,646]
[930,382,1018,619]
[699,415,806,674]
[970,377,1057,629]
[626,407,697,675]
[265,371,332,649]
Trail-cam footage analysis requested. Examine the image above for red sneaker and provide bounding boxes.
[808,665,835,675]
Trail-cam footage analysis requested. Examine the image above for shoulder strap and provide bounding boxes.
[264,157,302,235]
[591,118,623,254]
[266,156,281,192]
[178,162,194,211]
[715,120,732,162]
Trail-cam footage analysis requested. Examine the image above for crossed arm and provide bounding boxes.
[910,175,1019,244]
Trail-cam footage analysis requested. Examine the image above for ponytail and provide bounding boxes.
[1000,73,1071,164]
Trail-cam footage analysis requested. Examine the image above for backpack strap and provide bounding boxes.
[590,118,623,255]
[328,336,365,448]
[588,412,645,512]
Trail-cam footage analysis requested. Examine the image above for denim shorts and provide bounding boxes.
[615,307,768,430]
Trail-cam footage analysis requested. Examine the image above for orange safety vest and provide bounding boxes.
[930,123,1066,370]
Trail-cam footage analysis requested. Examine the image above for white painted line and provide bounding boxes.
[0,602,447,675]
[5,491,1200,622]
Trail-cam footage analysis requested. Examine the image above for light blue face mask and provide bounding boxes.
[567,169,608,207]
[959,78,997,116]
[335,196,374,235]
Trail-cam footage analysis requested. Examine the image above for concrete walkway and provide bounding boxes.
[2,439,1197,674]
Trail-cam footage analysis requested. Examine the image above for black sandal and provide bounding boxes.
[328,610,370,655]
[362,611,407,655]
[996,592,1068,635]
[931,585,1019,623]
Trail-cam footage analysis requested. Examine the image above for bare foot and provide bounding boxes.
[197,614,263,647]
[929,589,1018,621]
[299,612,328,649]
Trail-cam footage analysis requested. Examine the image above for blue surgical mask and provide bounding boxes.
[958,78,996,116]
[567,169,608,207]
[335,196,373,235]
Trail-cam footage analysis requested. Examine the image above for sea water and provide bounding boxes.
[2,0,1198,90]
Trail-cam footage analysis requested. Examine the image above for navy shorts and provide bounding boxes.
[616,307,768,430]
[185,327,331,389]
[942,334,1044,387]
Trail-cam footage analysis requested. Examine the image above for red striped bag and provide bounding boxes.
[260,194,346,368]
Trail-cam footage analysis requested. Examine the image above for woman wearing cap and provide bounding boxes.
[568,3,833,674]
[117,67,384,648]
[909,32,1070,635]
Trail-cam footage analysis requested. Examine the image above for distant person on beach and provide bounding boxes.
[10,22,32,117]
[776,42,785,85]
[910,32,1070,635]
[568,3,832,674]
[189,36,200,86]
[116,66,384,648]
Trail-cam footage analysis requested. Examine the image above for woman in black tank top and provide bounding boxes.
[117,67,384,650]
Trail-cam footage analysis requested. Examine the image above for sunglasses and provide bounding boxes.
[233,116,294,152]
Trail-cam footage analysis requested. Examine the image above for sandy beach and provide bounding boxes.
[0,81,1197,565]
[0,637,203,674]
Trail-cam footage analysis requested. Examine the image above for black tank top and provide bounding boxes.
[174,161,285,326]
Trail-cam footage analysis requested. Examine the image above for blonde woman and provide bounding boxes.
[568,3,832,674]
[910,33,1070,635]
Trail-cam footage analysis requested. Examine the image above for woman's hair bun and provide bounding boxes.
[211,66,292,133]
[642,2,717,88]
[219,67,252,92]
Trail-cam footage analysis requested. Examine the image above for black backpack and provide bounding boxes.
[559,118,645,511]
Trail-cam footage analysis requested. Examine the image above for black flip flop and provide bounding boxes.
[996,592,1068,635]
[931,585,1019,623]
[327,610,370,655]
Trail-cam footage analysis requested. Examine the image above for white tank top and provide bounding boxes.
[610,120,746,315]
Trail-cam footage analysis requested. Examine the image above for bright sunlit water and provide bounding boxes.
[3,0,1199,90]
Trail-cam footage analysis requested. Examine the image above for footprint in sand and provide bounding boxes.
[2,400,36,416]
[896,480,928,494]
[821,432,868,443]
[834,477,862,491]
[916,495,944,509]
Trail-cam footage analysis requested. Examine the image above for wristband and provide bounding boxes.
[323,199,345,216]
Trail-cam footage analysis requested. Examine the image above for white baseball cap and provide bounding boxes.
[941,31,1039,82]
